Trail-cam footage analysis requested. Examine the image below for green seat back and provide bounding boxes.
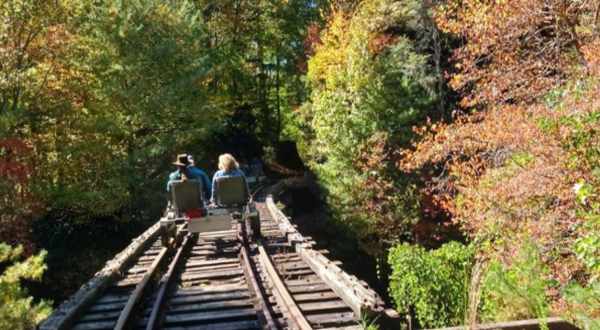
[171,180,203,212]
[215,176,248,207]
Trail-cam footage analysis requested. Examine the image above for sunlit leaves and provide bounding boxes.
[298,0,438,252]
[389,241,474,328]
[436,0,600,107]
[401,1,600,323]
[0,244,52,330]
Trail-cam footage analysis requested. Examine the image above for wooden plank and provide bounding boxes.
[277,259,339,269]
[189,249,239,257]
[184,258,239,268]
[319,326,365,330]
[305,312,357,327]
[163,320,262,330]
[277,268,316,277]
[78,311,122,322]
[184,262,240,273]
[271,250,329,260]
[170,291,251,305]
[284,278,325,286]
[192,241,239,249]
[111,278,142,288]
[185,262,240,272]
[289,274,322,281]
[173,285,247,296]
[164,308,257,325]
[181,268,244,281]
[182,277,244,287]
[285,283,331,294]
[88,301,127,313]
[277,260,310,270]
[139,255,162,262]
[71,320,115,330]
[168,299,254,313]
[127,267,150,274]
[292,291,341,302]
[299,300,351,313]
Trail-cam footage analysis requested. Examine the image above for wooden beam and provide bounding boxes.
[265,194,382,318]
[424,317,579,330]
[38,221,164,330]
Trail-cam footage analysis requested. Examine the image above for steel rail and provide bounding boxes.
[257,240,313,330]
[239,224,278,330]
[145,233,194,330]
[114,223,189,330]
[113,246,168,330]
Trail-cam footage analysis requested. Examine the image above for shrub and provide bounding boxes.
[388,241,474,328]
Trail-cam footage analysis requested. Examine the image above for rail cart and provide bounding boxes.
[160,177,259,246]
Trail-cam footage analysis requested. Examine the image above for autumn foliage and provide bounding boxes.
[436,0,600,107]
[0,138,39,254]
[401,0,600,326]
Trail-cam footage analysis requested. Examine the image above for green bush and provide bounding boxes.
[388,241,474,328]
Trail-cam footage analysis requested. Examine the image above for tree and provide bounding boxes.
[296,0,438,254]
[0,244,52,330]
[0,0,74,253]
[436,0,599,107]
[192,0,326,145]
[401,0,600,327]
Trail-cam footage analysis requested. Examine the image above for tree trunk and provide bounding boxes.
[276,52,281,140]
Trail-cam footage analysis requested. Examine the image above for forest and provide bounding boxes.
[1,0,599,329]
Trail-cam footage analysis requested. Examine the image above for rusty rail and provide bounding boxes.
[145,233,193,330]
[239,225,278,330]
[114,246,168,330]
[257,240,313,330]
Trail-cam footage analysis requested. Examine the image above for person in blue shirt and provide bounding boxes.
[166,154,201,208]
[187,154,211,200]
[167,154,201,192]
[211,153,249,204]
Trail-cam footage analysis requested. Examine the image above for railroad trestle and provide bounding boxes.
[38,182,399,330]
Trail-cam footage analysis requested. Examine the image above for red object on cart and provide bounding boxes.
[185,207,205,221]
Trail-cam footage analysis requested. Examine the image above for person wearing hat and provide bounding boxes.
[187,154,211,200]
[166,153,202,194]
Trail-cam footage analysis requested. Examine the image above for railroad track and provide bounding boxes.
[39,183,397,330]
